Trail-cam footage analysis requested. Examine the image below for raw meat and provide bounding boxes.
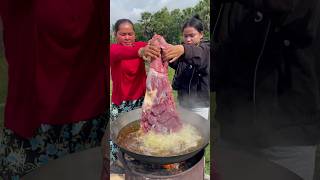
[141,34,182,133]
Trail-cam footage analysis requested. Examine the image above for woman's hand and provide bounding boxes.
[163,45,184,63]
[139,44,161,62]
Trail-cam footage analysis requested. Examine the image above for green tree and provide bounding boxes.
[193,0,210,39]
[134,23,148,42]
[167,9,184,44]
[138,12,153,39]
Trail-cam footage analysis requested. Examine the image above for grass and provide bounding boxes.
[205,144,210,175]
[0,53,7,103]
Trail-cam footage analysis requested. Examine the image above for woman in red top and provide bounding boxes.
[110,19,159,112]
[107,19,160,170]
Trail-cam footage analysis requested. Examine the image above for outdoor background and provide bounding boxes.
[110,0,210,174]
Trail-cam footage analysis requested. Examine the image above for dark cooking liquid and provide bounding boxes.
[117,120,144,153]
[117,120,204,157]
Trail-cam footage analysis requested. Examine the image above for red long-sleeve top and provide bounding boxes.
[110,42,147,105]
[0,0,108,138]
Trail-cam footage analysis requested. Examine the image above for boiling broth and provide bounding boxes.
[117,120,203,157]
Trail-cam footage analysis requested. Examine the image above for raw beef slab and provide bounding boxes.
[141,35,182,133]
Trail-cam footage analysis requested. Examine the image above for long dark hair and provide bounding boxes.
[114,19,135,33]
[182,14,204,33]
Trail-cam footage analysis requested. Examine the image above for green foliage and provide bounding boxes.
[0,48,7,128]
[0,52,7,104]
[110,33,116,44]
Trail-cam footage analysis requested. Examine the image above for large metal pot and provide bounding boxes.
[110,106,210,164]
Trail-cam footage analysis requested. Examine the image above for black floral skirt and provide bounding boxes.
[0,112,108,180]
[109,97,144,162]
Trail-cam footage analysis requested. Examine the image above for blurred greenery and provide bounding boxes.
[0,45,7,128]
[205,144,210,175]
